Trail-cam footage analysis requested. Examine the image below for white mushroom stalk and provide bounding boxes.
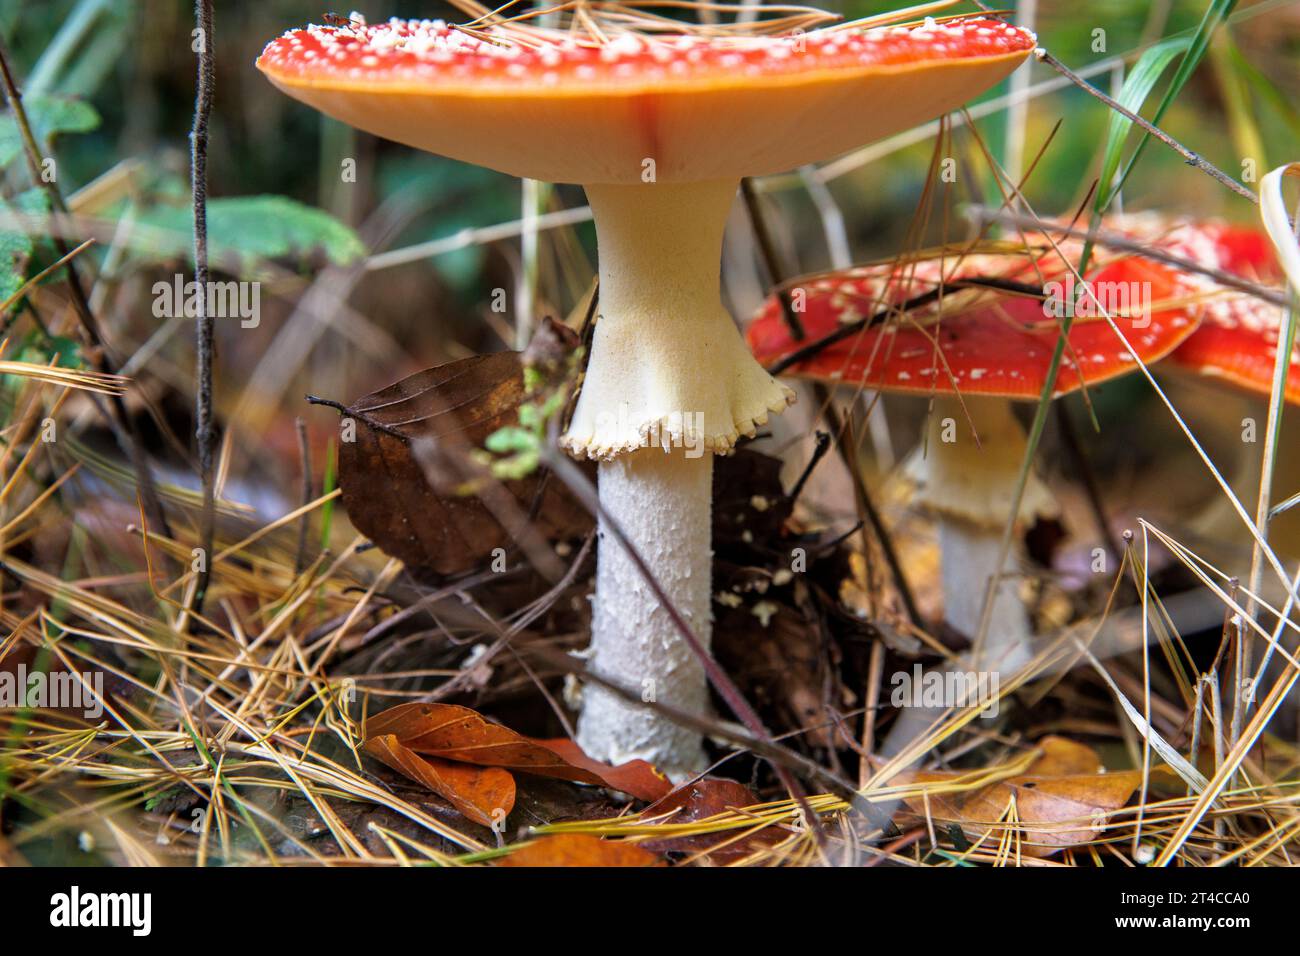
[563,180,793,777]
[907,396,1056,673]
[578,449,715,774]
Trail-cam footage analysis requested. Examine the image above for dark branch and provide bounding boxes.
[192,0,217,612]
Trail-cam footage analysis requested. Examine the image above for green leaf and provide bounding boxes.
[1103,0,1238,209]
[0,189,51,305]
[127,196,366,277]
[490,449,539,481]
[25,0,126,99]
[0,218,31,306]
[41,335,83,368]
[0,95,100,168]
[485,426,536,454]
[1226,40,1300,140]
[1096,38,1190,210]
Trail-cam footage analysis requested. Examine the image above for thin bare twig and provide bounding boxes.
[788,430,831,506]
[818,393,924,629]
[1033,47,1258,206]
[740,177,803,340]
[1054,400,1124,563]
[192,0,217,612]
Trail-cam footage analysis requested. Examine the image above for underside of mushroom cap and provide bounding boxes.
[901,395,1060,528]
[257,15,1035,185]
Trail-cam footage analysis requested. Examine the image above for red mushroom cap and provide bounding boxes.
[1121,217,1299,406]
[747,249,1204,399]
[256,15,1035,184]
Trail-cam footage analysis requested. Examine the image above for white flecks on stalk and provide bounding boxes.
[577,449,714,779]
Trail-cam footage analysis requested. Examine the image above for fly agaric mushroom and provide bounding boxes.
[1127,217,1300,405]
[748,248,1204,666]
[257,9,1035,776]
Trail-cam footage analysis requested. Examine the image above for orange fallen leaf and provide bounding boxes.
[537,737,673,803]
[365,702,672,802]
[364,733,516,828]
[894,737,1141,857]
[499,833,663,867]
[1024,735,1106,776]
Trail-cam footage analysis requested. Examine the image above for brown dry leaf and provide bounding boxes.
[715,602,842,749]
[896,737,1141,857]
[538,737,675,803]
[1024,735,1106,776]
[954,772,1141,856]
[365,702,672,802]
[641,778,785,864]
[363,734,516,827]
[335,349,589,577]
[498,833,663,867]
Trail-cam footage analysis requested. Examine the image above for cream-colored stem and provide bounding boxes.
[937,518,1032,673]
[577,449,713,779]
[563,179,792,458]
[921,396,1046,673]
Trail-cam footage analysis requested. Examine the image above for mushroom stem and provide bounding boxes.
[910,395,1056,672]
[565,179,794,775]
[563,179,794,457]
[577,448,713,778]
[936,518,1032,671]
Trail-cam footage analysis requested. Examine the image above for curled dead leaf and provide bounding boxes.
[641,778,786,864]
[333,350,589,578]
[365,702,672,803]
[893,737,1140,857]
[363,733,516,828]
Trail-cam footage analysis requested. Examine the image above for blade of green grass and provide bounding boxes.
[1097,38,1191,210]
[319,438,337,551]
[1210,36,1267,178]
[1225,40,1300,140]
[1106,0,1240,209]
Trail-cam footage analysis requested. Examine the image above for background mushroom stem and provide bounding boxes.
[578,448,713,778]
[910,395,1056,672]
